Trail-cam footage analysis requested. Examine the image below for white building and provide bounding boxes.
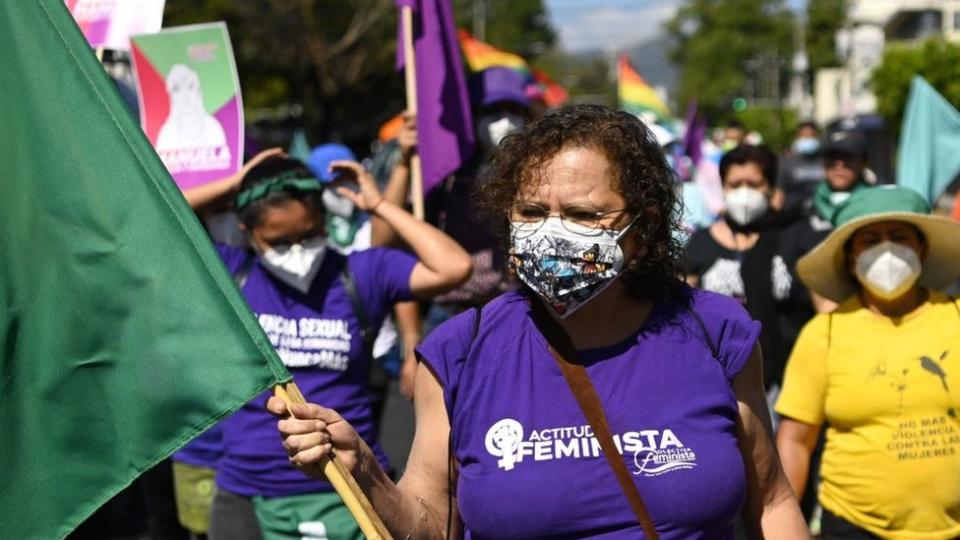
[813,0,960,127]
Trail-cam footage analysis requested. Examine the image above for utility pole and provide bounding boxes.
[473,0,487,41]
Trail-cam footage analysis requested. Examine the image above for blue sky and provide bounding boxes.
[545,0,808,52]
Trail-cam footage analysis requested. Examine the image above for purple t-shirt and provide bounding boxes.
[215,244,417,497]
[173,424,222,468]
[417,288,759,539]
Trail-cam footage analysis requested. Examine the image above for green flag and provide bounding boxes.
[897,76,960,203]
[0,3,290,539]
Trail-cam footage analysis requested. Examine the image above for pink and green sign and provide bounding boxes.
[65,0,165,50]
[131,23,243,189]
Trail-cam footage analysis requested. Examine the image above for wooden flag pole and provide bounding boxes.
[402,6,425,220]
[273,382,393,540]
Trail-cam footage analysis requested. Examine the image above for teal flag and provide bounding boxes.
[0,3,290,539]
[289,128,312,163]
[897,76,960,203]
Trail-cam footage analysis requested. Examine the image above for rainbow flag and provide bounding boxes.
[458,28,530,74]
[618,53,669,119]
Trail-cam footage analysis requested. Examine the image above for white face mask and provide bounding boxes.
[322,188,356,219]
[477,113,524,147]
[256,236,327,293]
[831,191,852,205]
[724,187,769,225]
[854,241,922,300]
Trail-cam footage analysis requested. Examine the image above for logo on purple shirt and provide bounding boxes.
[484,418,698,477]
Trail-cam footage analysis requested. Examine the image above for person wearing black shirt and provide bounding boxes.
[685,144,823,395]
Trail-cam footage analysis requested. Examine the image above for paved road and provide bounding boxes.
[378,380,417,477]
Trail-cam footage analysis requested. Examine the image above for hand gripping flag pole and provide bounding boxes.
[273,383,393,540]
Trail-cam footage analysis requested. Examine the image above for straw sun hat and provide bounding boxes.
[797,186,960,303]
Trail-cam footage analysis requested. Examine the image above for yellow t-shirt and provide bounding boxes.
[776,290,960,540]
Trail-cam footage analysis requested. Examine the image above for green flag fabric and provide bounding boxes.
[897,76,960,204]
[0,3,290,539]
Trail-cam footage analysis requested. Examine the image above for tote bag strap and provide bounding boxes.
[529,300,660,539]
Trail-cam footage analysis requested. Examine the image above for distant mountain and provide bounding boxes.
[564,35,677,96]
[625,35,677,95]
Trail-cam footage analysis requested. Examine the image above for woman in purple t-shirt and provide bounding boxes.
[271,105,807,538]
[186,154,472,540]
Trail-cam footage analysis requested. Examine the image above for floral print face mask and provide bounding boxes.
[509,216,634,318]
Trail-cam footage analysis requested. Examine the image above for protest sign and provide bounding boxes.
[131,23,243,189]
[65,0,164,50]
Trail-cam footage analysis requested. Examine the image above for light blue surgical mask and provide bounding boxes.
[793,137,821,155]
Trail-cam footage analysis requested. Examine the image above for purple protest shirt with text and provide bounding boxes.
[214,244,416,497]
[417,288,758,539]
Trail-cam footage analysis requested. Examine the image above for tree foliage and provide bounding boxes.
[665,0,794,123]
[805,0,846,73]
[871,38,960,133]
[164,0,401,150]
[453,0,555,56]
[162,0,554,153]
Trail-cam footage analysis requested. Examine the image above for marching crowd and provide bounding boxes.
[78,65,960,540]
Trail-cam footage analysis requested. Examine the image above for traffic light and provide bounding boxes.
[732,97,747,112]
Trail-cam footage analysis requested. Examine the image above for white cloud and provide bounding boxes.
[549,0,683,52]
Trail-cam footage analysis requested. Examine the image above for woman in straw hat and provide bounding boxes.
[776,186,960,539]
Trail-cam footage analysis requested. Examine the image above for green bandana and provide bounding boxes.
[812,180,869,225]
[235,171,322,210]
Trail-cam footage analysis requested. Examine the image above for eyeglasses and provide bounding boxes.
[510,203,634,238]
[259,223,325,248]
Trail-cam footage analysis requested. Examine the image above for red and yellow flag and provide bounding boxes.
[618,53,669,119]
[458,28,529,74]
[532,68,569,108]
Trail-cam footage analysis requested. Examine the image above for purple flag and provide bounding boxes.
[397,0,475,193]
[682,101,705,168]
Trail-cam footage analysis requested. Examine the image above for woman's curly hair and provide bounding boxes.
[476,104,686,301]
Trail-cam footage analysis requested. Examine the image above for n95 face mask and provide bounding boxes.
[257,236,327,293]
[854,241,922,300]
[724,187,769,225]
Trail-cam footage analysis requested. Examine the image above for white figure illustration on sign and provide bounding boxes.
[157,64,227,151]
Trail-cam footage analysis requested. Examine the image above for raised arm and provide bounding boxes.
[732,345,809,539]
[181,148,285,211]
[371,113,417,248]
[268,361,457,539]
[330,160,471,298]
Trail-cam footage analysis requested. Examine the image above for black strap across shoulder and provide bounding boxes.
[233,251,257,289]
[339,262,376,362]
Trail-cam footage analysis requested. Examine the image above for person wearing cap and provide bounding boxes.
[776,186,960,539]
[184,153,471,540]
[306,143,369,254]
[811,129,872,228]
